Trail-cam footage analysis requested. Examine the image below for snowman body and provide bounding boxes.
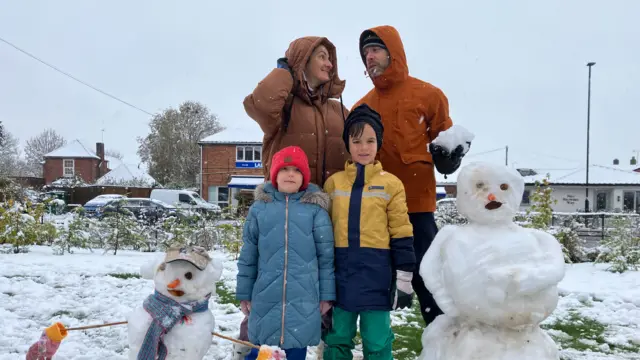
[128,307,214,360]
[419,162,565,360]
[128,247,223,360]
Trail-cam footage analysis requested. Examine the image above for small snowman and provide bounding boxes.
[418,162,566,360]
[128,246,223,360]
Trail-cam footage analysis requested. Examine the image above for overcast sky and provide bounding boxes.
[1,0,638,170]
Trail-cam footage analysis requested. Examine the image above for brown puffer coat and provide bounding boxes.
[243,37,349,187]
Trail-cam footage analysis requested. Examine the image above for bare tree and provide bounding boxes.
[0,131,26,177]
[137,101,224,187]
[0,121,5,146]
[24,129,66,177]
[105,149,124,161]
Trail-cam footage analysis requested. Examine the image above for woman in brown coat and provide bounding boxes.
[244,36,349,187]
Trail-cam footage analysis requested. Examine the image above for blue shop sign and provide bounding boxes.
[236,161,262,169]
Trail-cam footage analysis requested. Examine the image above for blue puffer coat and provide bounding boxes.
[236,182,335,349]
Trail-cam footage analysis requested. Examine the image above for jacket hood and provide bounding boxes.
[285,36,346,102]
[360,26,409,89]
[254,182,330,212]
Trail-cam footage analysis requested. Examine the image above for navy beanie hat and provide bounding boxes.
[343,103,384,153]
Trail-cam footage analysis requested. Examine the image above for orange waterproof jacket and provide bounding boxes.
[354,26,453,213]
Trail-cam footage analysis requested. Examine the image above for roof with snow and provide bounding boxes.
[95,163,157,187]
[105,155,123,168]
[434,145,640,186]
[44,140,100,159]
[199,123,264,144]
[436,163,640,186]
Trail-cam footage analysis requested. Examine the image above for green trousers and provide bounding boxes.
[322,307,394,360]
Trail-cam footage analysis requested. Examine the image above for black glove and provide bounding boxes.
[429,142,470,175]
[277,57,292,71]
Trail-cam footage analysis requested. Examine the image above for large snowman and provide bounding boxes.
[418,162,566,360]
[128,246,223,360]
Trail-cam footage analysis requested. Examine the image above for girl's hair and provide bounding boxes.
[348,122,369,140]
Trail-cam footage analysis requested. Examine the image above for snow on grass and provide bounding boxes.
[1,248,639,360]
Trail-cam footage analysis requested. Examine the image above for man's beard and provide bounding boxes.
[367,65,384,78]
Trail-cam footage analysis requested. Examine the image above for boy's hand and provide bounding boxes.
[393,270,414,310]
[320,301,333,315]
[240,300,252,315]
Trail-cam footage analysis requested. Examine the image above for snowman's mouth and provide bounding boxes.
[168,289,185,297]
[485,201,502,210]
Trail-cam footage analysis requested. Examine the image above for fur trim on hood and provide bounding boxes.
[253,183,330,212]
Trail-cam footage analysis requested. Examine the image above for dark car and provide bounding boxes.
[101,198,177,223]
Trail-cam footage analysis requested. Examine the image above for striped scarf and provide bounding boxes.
[138,290,210,360]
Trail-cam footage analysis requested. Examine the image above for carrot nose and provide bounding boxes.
[488,193,497,201]
[167,279,180,289]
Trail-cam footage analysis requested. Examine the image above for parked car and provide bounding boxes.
[83,194,127,217]
[101,197,179,223]
[149,189,221,214]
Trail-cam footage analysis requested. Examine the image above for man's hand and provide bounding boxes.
[393,270,414,310]
[240,300,251,316]
[429,142,469,175]
[320,301,333,315]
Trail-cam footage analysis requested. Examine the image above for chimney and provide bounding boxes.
[613,158,620,165]
[96,142,105,179]
[632,156,637,166]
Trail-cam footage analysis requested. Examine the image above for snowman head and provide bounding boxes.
[456,162,524,224]
[153,246,222,302]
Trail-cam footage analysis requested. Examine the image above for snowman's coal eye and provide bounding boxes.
[476,182,484,189]
[500,183,509,191]
[185,272,193,280]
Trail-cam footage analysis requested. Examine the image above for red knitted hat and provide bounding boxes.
[270,146,311,191]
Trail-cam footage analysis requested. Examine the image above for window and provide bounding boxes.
[236,146,262,162]
[522,190,531,205]
[208,186,229,208]
[178,194,192,203]
[217,187,229,208]
[63,159,74,177]
[636,191,640,213]
[623,191,635,212]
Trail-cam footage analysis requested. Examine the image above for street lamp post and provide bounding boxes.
[585,62,596,213]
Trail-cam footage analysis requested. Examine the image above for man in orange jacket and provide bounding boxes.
[353,25,473,327]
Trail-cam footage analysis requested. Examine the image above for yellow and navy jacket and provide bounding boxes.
[324,161,415,312]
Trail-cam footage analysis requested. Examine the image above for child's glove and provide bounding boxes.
[240,300,251,316]
[320,301,333,315]
[393,270,414,310]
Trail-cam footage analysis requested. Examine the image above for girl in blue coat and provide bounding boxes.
[236,146,336,360]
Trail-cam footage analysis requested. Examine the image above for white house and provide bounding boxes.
[437,157,640,213]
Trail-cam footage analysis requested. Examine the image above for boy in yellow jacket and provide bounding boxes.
[322,103,416,360]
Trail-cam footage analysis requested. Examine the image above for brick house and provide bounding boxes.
[43,140,115,185]
[199,127,265,208]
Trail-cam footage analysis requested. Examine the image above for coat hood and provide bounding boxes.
[360,26,409,89]
[285,36,346,103]
[254,182,330,212]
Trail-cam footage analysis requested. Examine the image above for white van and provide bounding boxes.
[149,189,221,214]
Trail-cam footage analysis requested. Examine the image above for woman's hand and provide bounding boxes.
[320,301,333,315]
[240,300,252,315]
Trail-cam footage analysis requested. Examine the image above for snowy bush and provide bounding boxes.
[525,175,556,230]
[551,216,587,263]
[595,215,640,273]
[0,200,45,253]
[53,208,92,255]
[435,199,467,228]
[222,207,246,257]
[101,200,146,254]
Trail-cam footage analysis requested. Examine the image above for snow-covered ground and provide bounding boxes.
[1,247,639,359]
